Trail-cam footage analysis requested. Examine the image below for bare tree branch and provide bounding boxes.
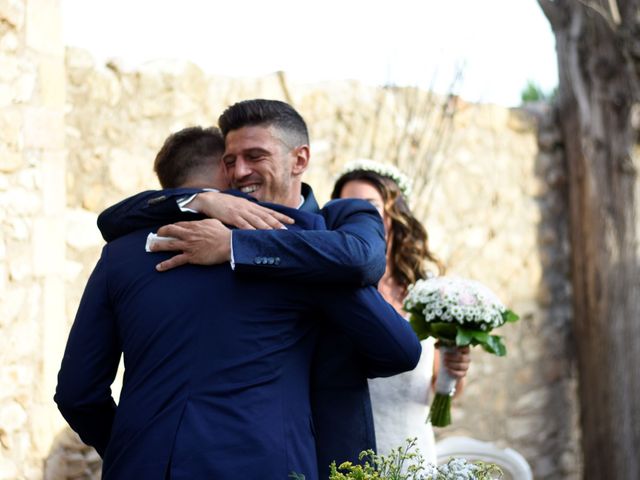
[568,7,592,122]
[538,0,565,28]
[608,0,622,24]
[577,0,617,30]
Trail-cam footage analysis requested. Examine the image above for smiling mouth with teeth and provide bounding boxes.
[240,185,259,194]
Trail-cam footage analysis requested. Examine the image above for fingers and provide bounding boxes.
[245,203,294,228]
[268,209,295,225]
[149,238,186,252]
[234,204,294,230]
[151,219,231,268]
[443,346,471,379]
[157,223,194,239]
[234,218,257,230]
[156,253,189,272]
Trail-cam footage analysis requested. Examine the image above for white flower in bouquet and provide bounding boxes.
[403,276,519,427]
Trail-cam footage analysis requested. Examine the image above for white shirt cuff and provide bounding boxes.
[176,188,219,213]
[230,231,235,270]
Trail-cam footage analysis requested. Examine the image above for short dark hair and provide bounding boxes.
[153,126,225,188]
[218,99,309,148]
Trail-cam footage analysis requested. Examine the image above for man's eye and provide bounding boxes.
[247,153,264,161]
[223,158,235,167]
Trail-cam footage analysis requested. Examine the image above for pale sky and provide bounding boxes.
[60,0,558,107]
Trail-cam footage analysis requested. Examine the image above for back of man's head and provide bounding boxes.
[154,126,225,188]
[218,99,309,148]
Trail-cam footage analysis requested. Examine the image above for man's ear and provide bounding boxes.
[291,145,310,176]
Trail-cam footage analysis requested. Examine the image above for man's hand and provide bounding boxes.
[150,219,231,272]
[188,191,294,230]
[442,345,471,379]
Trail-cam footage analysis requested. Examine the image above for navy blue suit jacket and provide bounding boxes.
[90,185,408,478]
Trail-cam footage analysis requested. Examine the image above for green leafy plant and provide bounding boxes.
[520,80,557,104]
[321,438,502,480]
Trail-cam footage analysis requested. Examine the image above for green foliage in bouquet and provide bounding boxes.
[408,310,519,357]
[289,438,503,480]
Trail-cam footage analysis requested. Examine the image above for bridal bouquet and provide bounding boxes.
[404,277,519,427]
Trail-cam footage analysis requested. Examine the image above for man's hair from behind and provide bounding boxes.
[154,126,225,188]
[218,99,309,149]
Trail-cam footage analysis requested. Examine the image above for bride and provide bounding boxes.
[332,159,471,463]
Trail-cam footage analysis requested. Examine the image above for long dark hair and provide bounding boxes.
[332,170,444,291]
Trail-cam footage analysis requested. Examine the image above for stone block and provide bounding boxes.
[7,217,30,240]
[65,208,102,250]
[8,252,31,281]
[108,148,149,193]
[514,387,550,413]
[64,260,83,282]
[25,0,63,57]
[0,107,22,147]
[81,184,104,212]
[0,264,6,298]
[23,107,65,150]
[0,0,24,30]
[0,83,12,108]
[0,31,19,53]
[0,364,33,391]
[86,69,121,106]
[64,452,87,477]
[30,404,66,459]
[32,217,65,277]
[0,151,23,172]
[38,57,66,107]
[3,186,41,214]
[42,275,67,401]
[0,456,19,480]
[0,54,20,82]
[0,400,27,433]
[14,61,38,104]
[41,151,65,214]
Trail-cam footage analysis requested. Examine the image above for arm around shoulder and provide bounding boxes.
[97,188,206,242]
[231,199,386,285]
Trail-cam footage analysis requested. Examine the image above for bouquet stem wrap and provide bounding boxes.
[429,345,457,427]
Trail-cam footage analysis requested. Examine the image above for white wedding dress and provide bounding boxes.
[368,337,437,464]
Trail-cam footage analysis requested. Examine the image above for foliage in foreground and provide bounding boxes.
[290,438,502,480]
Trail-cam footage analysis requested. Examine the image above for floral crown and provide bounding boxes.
[338,158,413,200]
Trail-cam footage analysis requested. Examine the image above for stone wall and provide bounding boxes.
[1,0,67,478]
[0,9,580,478]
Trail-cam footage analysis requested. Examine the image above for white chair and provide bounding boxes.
[436,436,533,480]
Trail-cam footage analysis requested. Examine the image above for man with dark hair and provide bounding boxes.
[153,126,226,189]
[56,119,421,479]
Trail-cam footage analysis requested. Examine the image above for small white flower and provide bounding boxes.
[338,158,413,200]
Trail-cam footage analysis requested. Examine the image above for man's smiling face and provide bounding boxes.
[222,125,298,207]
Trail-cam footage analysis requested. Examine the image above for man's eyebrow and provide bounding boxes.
[244,147,270,154]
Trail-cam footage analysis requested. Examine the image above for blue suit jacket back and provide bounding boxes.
[58,215,325,479]
[79,186,420,479]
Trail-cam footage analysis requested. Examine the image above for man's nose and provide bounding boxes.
[234,158,252,179]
